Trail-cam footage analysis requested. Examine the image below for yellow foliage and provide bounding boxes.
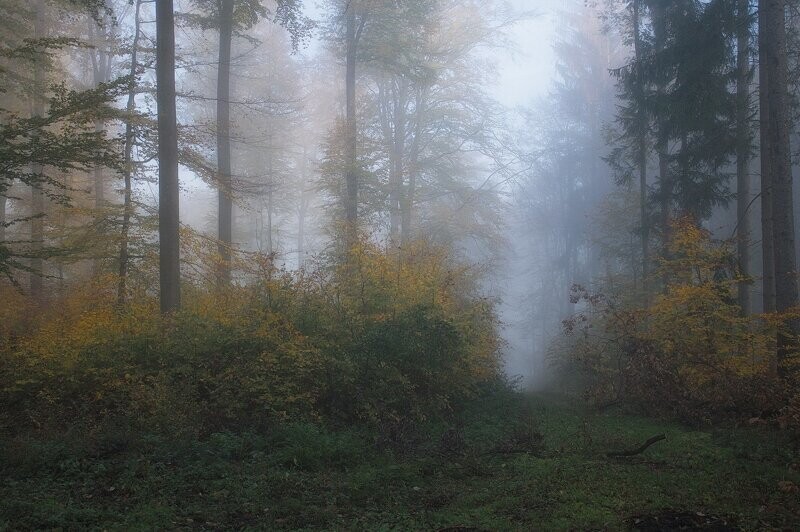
[560,217,797,422]
[0,237,503,433]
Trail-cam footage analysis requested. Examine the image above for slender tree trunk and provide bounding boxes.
[266,188,274,255]
[117,0,142,305]
[401,86,425,247]
[93,123,105,208]
[156,0,181,314]
[389,80,406,248]
[30,0,46,301]
[633,0,649,292]
[297,147,309,268]
[90,31,110,209]
[736,0,752,315]
[759,1,776,315]
[297,195,306,267]
[651,1,671,293]
[0,194,6,244]
[763,0,799,371]
[217,0,234,284]
[88,12,112,274]
[344,5,359,242]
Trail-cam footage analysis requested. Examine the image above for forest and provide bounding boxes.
[1,0,800,529]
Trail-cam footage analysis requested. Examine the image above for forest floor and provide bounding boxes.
[1,392,799,531]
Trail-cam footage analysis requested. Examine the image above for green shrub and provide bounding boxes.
[0,240,504,436]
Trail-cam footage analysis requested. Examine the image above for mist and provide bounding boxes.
[2,0,800,528]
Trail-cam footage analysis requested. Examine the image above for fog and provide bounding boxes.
[172,0,571,384]
[6,0,800,527]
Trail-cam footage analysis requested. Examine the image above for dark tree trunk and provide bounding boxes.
[633,0,649,293]
[759,1,776,315]
[156,0,181,314]
[651,1,671,293]
[217,0,234,284]
[117,0,142,306]
[736,0,752,315]
[30,0,45,301]
[344,4,359,242]
[0,193,6,244]
[762,0,799,371]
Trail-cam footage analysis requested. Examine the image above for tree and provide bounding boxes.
[761,0,799,369]
[0,0,122,289]
[735,0,753,314]
[217,0,235,283]
[117,0,143,305]
[613,0,738,292]
[633,0,650,291]
[183,0,308,280]
[30,0,46,300]
[344,2,362,241]
[156,0,181,313]
[759,0,776,315]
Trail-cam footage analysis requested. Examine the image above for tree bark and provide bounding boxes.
[344,4,359,243]
[217,0,234,284]
[762,0,799,371]
[30,0,46,301]
[0,193,5,244]
[156,0,181,314]
[759,0,776,315]
[633,0,649,293]
[736,0,752,315]
[117,0,142,306]
[651,1,671,293]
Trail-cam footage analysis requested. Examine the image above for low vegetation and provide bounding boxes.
[0,241,500,438]
[2,392,799,530]
[554,219,800,429]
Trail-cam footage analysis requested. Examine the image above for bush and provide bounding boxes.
[556,218,799,423]
[0,239,503,436]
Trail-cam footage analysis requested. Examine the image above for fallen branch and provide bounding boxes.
[606,434,666,457]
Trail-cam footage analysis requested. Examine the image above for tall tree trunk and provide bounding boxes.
[93,124,105,207]
[88,13,111,210]
[267,190,274,255]
[156,0,181,314]
[763,0,799,371]
[632,0,649,292]
[117,0,142,306]
[217,0,234,284]
[651,1,671,293]
[297,147,309,268]
[759,0,776,315]
[30,0,45,301]
[0,193,6,244]
[401,86,425,247]
[389,80,406,248]
[88,10,112,274]
[344,4,359,242]
[736,0,752,315]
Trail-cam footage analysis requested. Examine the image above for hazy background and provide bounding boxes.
[172,0,567,382]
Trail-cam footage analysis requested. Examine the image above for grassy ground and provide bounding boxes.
[1,392,798,531]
